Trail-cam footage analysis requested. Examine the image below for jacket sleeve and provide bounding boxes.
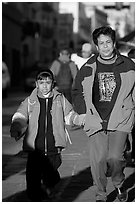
[132,85,135,104]
[72,68,87,114]
[60,94,76,124]
[61,95,86,126]
[50,60,60,76]
[69,61,78,80]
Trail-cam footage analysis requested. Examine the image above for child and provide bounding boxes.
[10,68,85,201]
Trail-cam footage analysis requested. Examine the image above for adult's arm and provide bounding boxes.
[72,68,87,114]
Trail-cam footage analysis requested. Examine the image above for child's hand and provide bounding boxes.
[10,122,22,141]
[73,114,86,126]
[11,131,22,141]
[79,114,86,126]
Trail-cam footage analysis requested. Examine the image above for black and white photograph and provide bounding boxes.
[2,1,135,202]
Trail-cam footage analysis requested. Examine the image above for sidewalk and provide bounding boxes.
[2,127,135,202]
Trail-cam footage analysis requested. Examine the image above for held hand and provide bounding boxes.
[78,114,86,126]
[73,114,86,126]
[10,122,22,139]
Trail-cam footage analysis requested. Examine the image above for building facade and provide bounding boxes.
[2,2,74,87]
[2,3,23,87]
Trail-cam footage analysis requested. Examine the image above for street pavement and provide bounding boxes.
[2,91,135,202]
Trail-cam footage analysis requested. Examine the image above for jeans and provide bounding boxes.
[88,130,127,200]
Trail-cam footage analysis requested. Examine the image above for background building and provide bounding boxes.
[2,3,23,87]
[2,2,74,87]
[2,2,135,88]
[57,13,74,52]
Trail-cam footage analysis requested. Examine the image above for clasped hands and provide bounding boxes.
[73,114,86,126]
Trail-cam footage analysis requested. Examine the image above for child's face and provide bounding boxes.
[36,77,53,95]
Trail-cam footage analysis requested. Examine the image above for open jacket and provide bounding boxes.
[72,52,135,136]
[11,89,78,151]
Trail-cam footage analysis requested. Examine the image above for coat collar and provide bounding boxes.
[29,88,62,103]
[86,49,124,67]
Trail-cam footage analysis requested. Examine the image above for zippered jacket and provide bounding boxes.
[11,89,79,151]
[72,52,135,136]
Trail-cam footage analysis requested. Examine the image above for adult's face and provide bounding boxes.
[96,34,115,59]
[60,50,70,62]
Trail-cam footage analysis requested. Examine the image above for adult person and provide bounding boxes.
[50,48,78,103]
[71,43,93,70]
[10,68,84,201]
[72,26,135,202]
[126,47,135,163]
[81,43,93,59]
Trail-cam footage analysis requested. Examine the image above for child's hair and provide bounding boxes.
[36,69,54,82]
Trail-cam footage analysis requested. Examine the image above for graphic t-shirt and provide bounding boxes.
[92,60,121,129]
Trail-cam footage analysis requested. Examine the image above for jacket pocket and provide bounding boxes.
[84,113,102,132]
[120,105,134,125]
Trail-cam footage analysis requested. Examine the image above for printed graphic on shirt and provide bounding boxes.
[98,72,116,102]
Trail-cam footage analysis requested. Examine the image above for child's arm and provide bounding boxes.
[61,95,86,126]
[10,97,29,141]
[65,111,86,126]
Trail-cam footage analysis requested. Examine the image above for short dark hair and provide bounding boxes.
[92,26,116,46]
[60,47,70,55]
[36,69,54,81]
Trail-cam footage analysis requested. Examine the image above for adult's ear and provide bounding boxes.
[35,81,38,88]
[113,42,116,48]
[96,45,98,51]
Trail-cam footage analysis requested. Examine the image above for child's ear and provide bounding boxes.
[52,81,55,88]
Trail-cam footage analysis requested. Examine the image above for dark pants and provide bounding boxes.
[26,151,61,201]
[88,130,127,201]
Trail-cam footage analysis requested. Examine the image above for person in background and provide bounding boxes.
[2,61,10,98]
[81,43,93,59]
[10,68,84,201]
[71,43,93,70]
[72,26,135,202]
[50,48,78,103]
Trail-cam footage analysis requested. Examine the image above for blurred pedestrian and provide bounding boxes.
[72,26,135,202]
[2,61,10,98]
[50,48,78,103]
[10,68,84,201]
[81,43,93,59]
[71,43,93,70]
